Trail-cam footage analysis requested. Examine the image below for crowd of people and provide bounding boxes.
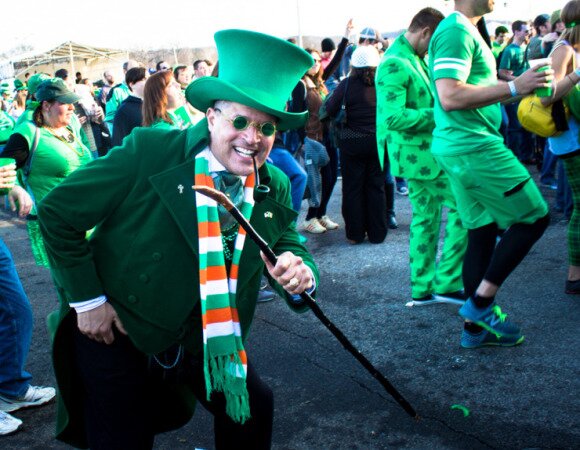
[0,0,578,447]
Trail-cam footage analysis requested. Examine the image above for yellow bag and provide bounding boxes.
[517,95,568,138]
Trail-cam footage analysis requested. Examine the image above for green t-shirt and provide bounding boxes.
[149,117,179,130]
[491,41,505,58]
[105,83,131,124]
[15,104,35,128]
[0,110,15,143]
[499,43,529,77]
[429,11,503,156]
[14,120,93,203]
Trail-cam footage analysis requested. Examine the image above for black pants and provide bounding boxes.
[462,214,550,297]
[72,327,273,450]
[339,135,387,243]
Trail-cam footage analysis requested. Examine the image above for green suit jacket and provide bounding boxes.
[38,120,319,448]
[376,34,442,180]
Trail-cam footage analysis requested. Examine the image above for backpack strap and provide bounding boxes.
[23,125,40,179]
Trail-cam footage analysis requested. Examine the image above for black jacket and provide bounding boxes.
[112,95,143,147]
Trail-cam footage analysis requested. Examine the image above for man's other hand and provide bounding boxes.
[77,302,127,344]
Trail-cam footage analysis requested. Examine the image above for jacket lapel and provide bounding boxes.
[394,35,432,100]
[148,123,210,254]
[149,160,200,255]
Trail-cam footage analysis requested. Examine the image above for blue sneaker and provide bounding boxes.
[459,299,521,338]
[461,329,525,349]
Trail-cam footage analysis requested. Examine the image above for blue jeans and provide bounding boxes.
[505,102,534,162]
[268,147,307,213]
[0,237,32,398]
[556,159,573,219]
[281,131,301,155]
[540,141,558,185]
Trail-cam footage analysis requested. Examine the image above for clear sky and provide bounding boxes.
[0,0,565,56]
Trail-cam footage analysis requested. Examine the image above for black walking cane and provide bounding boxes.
[193,185,419,420]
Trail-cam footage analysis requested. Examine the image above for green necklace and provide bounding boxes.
[221,222,239,262]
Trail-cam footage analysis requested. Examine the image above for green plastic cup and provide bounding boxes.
[530,57,552,97]
[0,157,16,195]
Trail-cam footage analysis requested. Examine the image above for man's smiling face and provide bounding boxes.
[207,101,277,176]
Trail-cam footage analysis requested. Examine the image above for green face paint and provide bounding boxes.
[450,404,470,417]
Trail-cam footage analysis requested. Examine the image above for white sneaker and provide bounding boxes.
[302,218,326,234]
[0,385,56,412]
[319,215,339,230]
[0,411,22,435]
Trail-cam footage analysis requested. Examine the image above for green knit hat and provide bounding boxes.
[27,73,51,95]
[185,29,313,131]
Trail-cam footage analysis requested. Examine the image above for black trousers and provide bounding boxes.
[339,135,387,243]
[72,327,273,450]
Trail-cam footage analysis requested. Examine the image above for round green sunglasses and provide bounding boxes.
[214,108,277,137]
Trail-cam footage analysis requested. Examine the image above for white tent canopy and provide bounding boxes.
[11,41,128,78]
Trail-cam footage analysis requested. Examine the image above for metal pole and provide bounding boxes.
[296,0,303,47]
[69,42,76,79]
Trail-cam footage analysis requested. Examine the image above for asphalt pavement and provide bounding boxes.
[0,170,578,450]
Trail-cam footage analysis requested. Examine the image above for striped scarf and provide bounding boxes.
[194,149,255,423]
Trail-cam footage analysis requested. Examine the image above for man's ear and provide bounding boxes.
[206,108,216,131]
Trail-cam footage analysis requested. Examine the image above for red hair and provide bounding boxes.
[142,70,173,127]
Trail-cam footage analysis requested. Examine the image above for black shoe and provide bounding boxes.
[257,288,276,303]
[433,290,467,305]
[565,279,580,294]
[387,214,398,229]
[406,294,439,307]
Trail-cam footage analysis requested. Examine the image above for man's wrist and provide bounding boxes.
[507,81,518,97]
[70,295,107,313]
[290,266,316,304]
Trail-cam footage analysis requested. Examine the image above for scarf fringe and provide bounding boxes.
[225,386,251,425]
[205,354,251,423]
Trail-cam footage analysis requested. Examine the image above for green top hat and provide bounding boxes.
[27,73,51,95]
[35,78,80,104]
[185,29,313,131]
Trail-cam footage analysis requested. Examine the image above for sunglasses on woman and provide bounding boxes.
[214,108,277,137]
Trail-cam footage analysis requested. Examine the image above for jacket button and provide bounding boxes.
[139,274,149,283]
[128,294,138,303]
[152,252,162,261]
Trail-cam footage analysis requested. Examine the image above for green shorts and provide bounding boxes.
[434,146,548,230]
